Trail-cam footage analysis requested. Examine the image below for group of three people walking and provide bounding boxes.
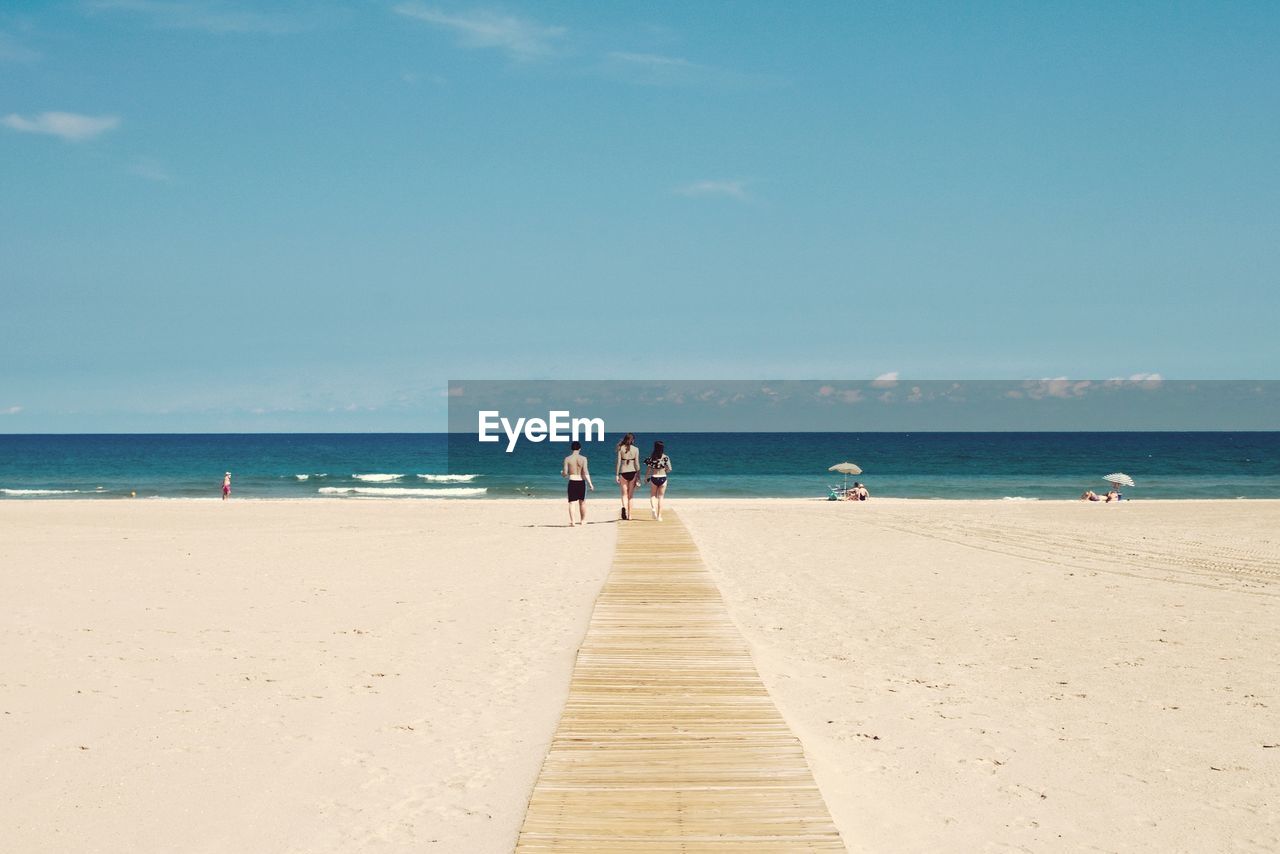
[561,433,672,526]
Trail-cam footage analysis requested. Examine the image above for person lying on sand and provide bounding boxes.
[1081,490,1102,501]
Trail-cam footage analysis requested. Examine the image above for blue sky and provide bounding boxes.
[2,1,1278,431]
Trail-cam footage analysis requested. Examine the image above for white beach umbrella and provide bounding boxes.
[1103,472,1135,488]
[829,461,863,493]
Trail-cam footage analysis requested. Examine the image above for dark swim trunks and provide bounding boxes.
[620,471,636,482]
[567,479,587,502]
[650,476,667,487]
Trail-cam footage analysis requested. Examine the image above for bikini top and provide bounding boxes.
[617,446,639,471]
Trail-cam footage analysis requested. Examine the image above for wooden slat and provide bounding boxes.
[515,511,845,852]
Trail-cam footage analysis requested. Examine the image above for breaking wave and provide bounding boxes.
[319,486,487,498]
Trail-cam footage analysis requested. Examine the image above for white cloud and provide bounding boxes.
[2,405,22,415]
[128,156,172,182]
[871,371,899,388]
[2,111,121,141]
[606,51,701,83]
[603,51,767,89]
[815,385,861,404]
[609,51,692,69]
[393,4,565,60]
[1024,378,1093,400]
[85,0,301,34]
[673,179,748,201]
[0,32,41,62]
[605,51,699,86]
[1103,373,1164,390]
[1128,372,1163,389]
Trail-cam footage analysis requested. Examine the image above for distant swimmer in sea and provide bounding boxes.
[615,432,640,521]
[562,441,594,526]
[222,472,231,500]
[644,440,672,521]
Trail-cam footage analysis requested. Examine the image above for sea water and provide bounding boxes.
[1,432,1278,500]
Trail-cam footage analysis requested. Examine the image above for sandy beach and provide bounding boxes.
[683,499,1280,853]
[1,500,614,853]
[3,498,1278,852]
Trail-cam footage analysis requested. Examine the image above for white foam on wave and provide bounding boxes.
[417,473,479,483]
[353,473,404,483]
[1001,496,1040,501]
[295,474,309,481]
[2,488,82,495]
[319,486,487,497]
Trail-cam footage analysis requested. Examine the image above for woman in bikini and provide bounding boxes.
[615,432,640,521]
[644,440,673,522]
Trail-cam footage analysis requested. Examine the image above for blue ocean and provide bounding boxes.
[1,433,1277,500]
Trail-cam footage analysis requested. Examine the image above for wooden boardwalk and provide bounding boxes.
[515,510,845,852]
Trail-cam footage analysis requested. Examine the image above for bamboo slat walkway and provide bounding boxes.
[515,510,845,852]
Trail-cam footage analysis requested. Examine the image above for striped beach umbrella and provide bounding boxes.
[1103,472,1135,488]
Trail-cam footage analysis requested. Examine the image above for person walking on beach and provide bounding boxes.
[222,472,231,500]
[562,441,594,526]
[644,440,672,521]
[615,432,640,521]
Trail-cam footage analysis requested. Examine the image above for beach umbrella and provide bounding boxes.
[829,461,863,493]
[1103,472,1135,488]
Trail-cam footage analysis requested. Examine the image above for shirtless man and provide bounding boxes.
[561,441,594,526]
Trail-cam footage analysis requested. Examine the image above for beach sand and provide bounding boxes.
[1,500,614,853]
[681,499,1280,853]
[3,498,1278,852]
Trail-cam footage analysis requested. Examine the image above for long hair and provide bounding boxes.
[616,432,635,452]
[647,440,665,466]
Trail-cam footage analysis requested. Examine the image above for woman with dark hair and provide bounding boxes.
[615,432,640,521]
[644,440,673,521]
